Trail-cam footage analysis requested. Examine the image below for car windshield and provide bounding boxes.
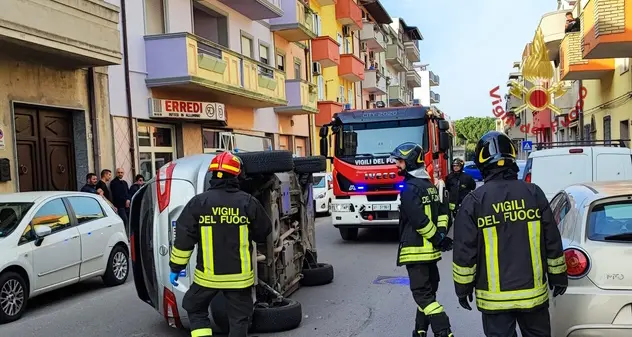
[313,175,326,188]
[0,203,35,237]
[588,200,632,241]
[336,119,425,156]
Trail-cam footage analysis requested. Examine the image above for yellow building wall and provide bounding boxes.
[582,58,632,141]
[319,4,354,104]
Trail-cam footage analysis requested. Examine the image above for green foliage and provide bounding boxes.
[464,143,476,161]
[454,117,497,143]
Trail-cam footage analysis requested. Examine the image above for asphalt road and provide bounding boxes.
[2,217,485,337]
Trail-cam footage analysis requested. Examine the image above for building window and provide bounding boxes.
[294,59,301,80]
[144,0,166,35]
[313,13,322,36]
[344,38,351,54]
[241,34,253,58]
[259,44,269,64]
[295,137,307,157]
[138,123,176,180]
[603,116,612,143]
[348,88,354,108]
[279,135,290,150]
[337,33,343,54]
[317,76,325,100]
[339,86,345,103]
[277,54,285,71]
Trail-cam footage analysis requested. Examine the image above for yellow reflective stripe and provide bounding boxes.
[437,221,448,228]
[399,252,442,263]
[528,220,543,287]
[170,247,193,265]
[201,226,214,275]
[438,215,448,222]
[221,164,240,173]
[191,327,213,336]
[476,283,547,301]
[453,262,477,276]
[547,255,567,274]
[449,203,455,210]
[401,246,436,254]
[483,227,500,292]
[193,269,254,288]
[239,225,251,274]
[475,284,549,311]
[420,301,444,315]
[194,268,254,282]
[453,272,475,284]
[416,204,437,238]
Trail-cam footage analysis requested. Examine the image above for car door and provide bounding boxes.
[66,196,112,278]
[27,198,81,291]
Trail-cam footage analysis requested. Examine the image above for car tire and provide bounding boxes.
[236,151,294,175]
[300,263,334,286]
[251,298,302,333]
[327,199,331,216]
[339,228,358,241]
[293,156,327,174]
[102,244,129,287]
[0,271,28,324]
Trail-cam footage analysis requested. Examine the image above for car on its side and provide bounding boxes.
[313,172,332,216]
[549,181,632,337]
[0,192,129,324]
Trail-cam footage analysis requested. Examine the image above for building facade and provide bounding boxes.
[386,18,422,107]
[0,0,122,193]
[413,64,440,107]
[359,0,392,109]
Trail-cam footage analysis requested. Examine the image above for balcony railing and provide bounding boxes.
[336,0,362,31]
[362,69,387,95]
[274,79,318,115]
[360,22,386,52]
[385,44,405,71]
[388,85,409,106]
[559,30,614,81]
[144,33,287,108]
[430,91,440,103]
[404,41,420,62]
[269,0,316,42]
[406,70,421,87]
[429,71,439,86]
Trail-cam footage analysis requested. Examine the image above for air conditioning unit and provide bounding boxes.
[312,62,322,75]
[368,94,376,101]
[342,26,350,37]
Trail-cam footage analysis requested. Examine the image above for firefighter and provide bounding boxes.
[452,131,567,337]
[169,152,272,337]
[391,142,455,337]
[446,158,476,215]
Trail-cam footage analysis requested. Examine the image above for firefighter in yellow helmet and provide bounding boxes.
[452,131,567,336]
[169,152,272,337]
[390,142,454,337]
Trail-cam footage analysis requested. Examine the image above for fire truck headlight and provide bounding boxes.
[332,203,352,212]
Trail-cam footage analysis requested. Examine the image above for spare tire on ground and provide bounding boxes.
[251,298,302,332]
[293,156,327,174]
[300,262,334,286]
[236,150,294,175]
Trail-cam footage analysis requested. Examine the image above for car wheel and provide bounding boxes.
[293,156,327,174]
[327,199,331,216]
[300,263,334,286]
[339,228,358,241]
[102,245,129,287]
[251,298,302,333]
[0,271,28,324]
[236,151,294,175]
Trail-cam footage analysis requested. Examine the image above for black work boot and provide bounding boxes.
[434,330,454,337]
[412,330,427,337]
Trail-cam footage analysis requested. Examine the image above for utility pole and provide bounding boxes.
[577,0,584,141]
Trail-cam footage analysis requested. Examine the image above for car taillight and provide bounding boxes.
[564,248,590,278]
[569,148,583,154]
[130,232,136,263]
[157,162,176,213]
[163,287,182,328]
[524,172,531,183]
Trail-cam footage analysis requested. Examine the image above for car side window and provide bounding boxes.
[550,193,565,228]
[67,197,105,224]
[21,199,71,243]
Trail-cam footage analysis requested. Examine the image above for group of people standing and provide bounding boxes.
[80,168,145,226]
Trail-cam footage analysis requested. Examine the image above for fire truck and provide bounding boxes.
[317,105,454,241]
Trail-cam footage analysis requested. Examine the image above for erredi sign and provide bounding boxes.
[149,98,226,122]
[354,157,396,166]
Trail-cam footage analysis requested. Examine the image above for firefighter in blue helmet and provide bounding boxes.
[452,131,567,337]
[390,142,454,337]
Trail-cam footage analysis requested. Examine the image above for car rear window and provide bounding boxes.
[588,198,632,241]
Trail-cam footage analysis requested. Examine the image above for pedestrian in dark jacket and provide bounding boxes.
[128,174,145,197]
[446,158,476,213]
[95,169,113,203]
[80,173,99,194]
[110,168,130,225]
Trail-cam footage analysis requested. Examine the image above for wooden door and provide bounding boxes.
[15,108,76,192]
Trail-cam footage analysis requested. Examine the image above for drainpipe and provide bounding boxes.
[304,45,314,155]
[121,0,137,176]
[88,68,101,171]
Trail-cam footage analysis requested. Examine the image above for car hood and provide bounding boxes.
[313,187,327,197]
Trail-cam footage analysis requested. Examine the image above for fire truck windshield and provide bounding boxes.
[334,119,426,158]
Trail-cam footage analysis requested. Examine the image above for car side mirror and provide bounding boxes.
[319,126,328,138]
[34,225,52,247]
[438,120,450,131]
[439,131,451,153]
[319,138,329,157]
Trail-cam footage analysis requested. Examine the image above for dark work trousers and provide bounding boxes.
[407,263,452,336]
[182,283,253,337]
[482,307,551,337]
[117,208,129,226]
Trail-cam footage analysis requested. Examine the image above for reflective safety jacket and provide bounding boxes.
[446,172,476,212]
[452,174,568,313]
[169,178,272,289]
[397,175,449,266]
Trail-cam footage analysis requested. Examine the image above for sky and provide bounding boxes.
[381,0,558,120]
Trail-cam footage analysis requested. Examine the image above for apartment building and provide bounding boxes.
[504,60,538,149]
[386,18,422,107]
[109,0,314,182]
[0,0,122,193]
[413,64,441,107]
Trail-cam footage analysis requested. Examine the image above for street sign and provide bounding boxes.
[522,140,533,152]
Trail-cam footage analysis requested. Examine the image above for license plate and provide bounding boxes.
[373,204,391,211]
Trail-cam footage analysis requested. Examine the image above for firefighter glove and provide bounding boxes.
[550,284,567,297]
[438,234,453,252]
[170,271,179,287]
[458,293,473,311]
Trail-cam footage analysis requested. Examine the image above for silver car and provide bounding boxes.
[128,151,334,334]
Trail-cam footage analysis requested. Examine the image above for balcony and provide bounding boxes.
[429,71,440,86]
[0,0,121,67]
[430,91,440,104]
[360,22,387,52]
[388,85,409,106]
[274,80,318,115]
[338,54,364,82]
[404,41,420,62]
[536,10,568,61]
[385,44,406,71]
[582,0,632,59]
[315,101,343,126]
[336,0,362,31]
[269,1,317,42]
[559,31,615,80]
[315,0,336,5]
[406,70,421,87]
[144,33,286,108]
[217,0,283,20]
[312,36,340,68]
[362,69,387,95]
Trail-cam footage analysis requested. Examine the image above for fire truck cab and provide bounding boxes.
[318,106,453,241]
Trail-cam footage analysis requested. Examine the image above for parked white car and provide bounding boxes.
[0,192,130,324]
[313,172,332,216]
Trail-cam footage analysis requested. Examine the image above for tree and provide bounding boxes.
[454,116,497,144]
